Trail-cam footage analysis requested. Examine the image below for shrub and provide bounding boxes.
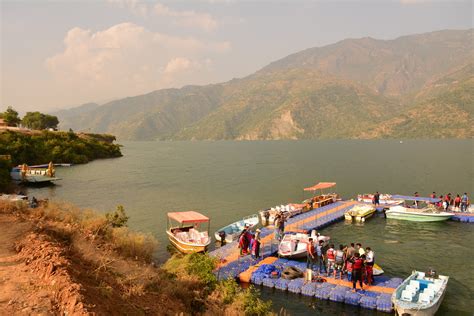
[186,253,218,292]
[105,205,129,228]
[241,286,272,316]
[110,227,158,262]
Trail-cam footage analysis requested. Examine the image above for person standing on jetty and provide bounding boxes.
[316,240,326,275]
[461,193,469,212]
[351,253,364,292]
[306,237,316,281]
[373,192,380,206]
[252,229,261,259]
[365,247,375,285]
[356,243,365,256]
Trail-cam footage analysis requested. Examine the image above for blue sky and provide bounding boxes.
[1,0,472,112]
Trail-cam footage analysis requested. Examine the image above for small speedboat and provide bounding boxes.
[357,193,402,206]
[278,231,330,259]
[392,270,449,316]
[386,205,453,222]
[166,211,211,253]
[259,204,304,226]
[344,205,376,222]
[373,263,384,276]
[214,214,259,243]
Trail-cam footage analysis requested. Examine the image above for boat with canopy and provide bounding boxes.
[385,195,454,222]
[10,162,61,184]
[303,182,339,210]
[166,211,211,253]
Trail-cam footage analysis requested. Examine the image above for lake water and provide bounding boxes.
[27,140,473,315]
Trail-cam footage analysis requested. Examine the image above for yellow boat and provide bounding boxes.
[167,211,211,253]
[344,205,376,222]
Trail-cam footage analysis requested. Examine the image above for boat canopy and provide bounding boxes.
[167,211,209,224]
[304,182,336,191]
[391,195,441,203]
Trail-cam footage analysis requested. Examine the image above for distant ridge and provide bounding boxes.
[56,29,473,140]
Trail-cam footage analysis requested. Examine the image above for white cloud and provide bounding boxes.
[107,1,219,32]
[153,3,218,31]
[45,23,230,102]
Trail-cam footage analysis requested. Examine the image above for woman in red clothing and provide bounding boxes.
[454,194,461,211]
[351,253,364,292]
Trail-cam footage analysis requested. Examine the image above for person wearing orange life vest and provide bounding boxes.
[326,244,336,274]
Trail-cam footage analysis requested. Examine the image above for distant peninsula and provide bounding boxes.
[56,29,473,140]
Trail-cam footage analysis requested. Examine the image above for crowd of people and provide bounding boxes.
[237,224,261,259]
[307,240,376,292]
[430,192,470,212]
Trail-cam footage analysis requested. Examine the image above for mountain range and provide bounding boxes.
[56,29,473,140]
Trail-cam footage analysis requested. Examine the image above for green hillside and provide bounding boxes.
[55,29,473,140]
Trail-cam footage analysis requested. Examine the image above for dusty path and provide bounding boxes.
[0,215,52,315]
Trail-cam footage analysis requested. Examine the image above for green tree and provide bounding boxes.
[22,112,59,130]
[0,106,21,127]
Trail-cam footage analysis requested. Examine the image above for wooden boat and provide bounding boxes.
[215,214,259,243]
[392,270,449,316]
[278,231,330,259]
[357,193,402,206]
[259,204,304,226]
[303,182,339,210]
[344,205,376,222]
[10,162,60,184]
[166,211,211,253]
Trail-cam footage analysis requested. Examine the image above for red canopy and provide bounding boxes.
[303,182,336,191]
[167,211,209,224]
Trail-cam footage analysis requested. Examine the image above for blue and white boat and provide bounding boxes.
[392,270,449,316]
[215,214,259,243]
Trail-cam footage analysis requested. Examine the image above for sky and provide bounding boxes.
[1,0,472,113]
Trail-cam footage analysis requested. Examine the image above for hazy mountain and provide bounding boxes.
[56,29,473,140]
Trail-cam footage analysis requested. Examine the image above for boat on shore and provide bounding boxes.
[357,193,402,206]
[166,211,211,253]
[385,195,453,222]
[278,231,330,259]
[344,205,376,222]
[0,194,28,202]
[392,270,449,316]
[215,214,259,243]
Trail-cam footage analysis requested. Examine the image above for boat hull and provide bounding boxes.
[385,211,453,222]
[167,231,209,254]
[345,206,376,222]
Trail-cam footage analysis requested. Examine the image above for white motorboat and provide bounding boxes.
[386,205,454,222]
[214,214,259,243]
[392,270,449,316]
[357,193,402,206]
[278,231,330,259]
[259,204,304,226]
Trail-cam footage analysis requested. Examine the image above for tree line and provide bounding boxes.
[1,106,59,130]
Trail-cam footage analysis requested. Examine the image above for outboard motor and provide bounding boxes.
[218,231,226,243]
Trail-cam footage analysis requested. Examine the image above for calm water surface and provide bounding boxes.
[27,140,473,315]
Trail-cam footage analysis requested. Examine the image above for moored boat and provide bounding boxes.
[10,162,60,184]
[357,193,402,206]
[259,203,304,226]
[344,205,376,222]
[392,270,449,316]
[215,214,259,243]
[166,211,211,253]
[278,231,330,259]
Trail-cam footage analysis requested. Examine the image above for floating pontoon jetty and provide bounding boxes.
[210,200,403,313]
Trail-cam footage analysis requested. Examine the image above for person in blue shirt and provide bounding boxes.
[316,240,327,275]
[461,193,469,212]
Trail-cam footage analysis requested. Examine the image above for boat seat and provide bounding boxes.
[416,272,426,279]
[428,283,441,292]
[409,280,420,291]
[423,288,435,300]
[404,285,418,295]
[418,292,431,304]
[401,290,414,302]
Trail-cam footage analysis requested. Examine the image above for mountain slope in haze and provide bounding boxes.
[262,29,473,96]
[360,64,474,139]
[56,29,473,140]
